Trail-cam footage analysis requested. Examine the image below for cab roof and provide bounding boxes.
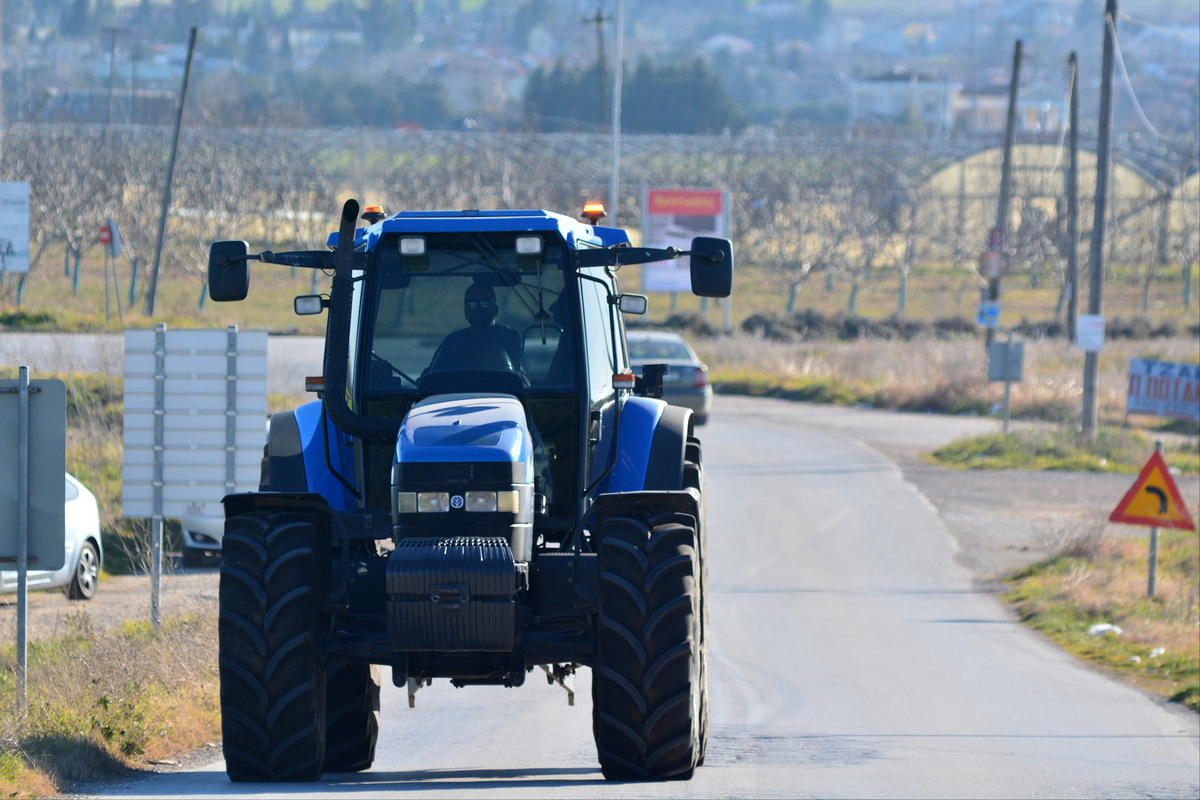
[328,209,632,252]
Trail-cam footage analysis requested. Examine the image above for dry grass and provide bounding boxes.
[697,332,1200,426]
[1004,524,1200,710]
[0,612,220,795]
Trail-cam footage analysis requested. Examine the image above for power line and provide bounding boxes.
[1107,13,1166,141]
[1117,12,1200,42]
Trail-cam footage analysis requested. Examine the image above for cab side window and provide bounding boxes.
[579,269,615,406]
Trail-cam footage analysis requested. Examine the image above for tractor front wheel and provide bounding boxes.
[219,511,326,781]
[592,511,703,781]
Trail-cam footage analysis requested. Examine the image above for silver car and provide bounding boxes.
[626,331,712,425]
[1,473,103,600]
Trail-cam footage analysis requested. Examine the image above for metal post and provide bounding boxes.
[1148,439,1162,598]
[1003,332,1013,435]
[1066,52,1080,344]
[609,0,623,224]
[103,27,120,129]
[988,39,1022,350]
[1083,0,1117,442]
[151,323,166,629]
[16,366,29,714]
[145,27,198,316]
[104,247,111,324]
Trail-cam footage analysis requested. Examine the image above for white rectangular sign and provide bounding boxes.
[0,182,30,274]
[641,188,728,293]
[122,328,268,519]
[1126,359,1200,422]
[1076,315,1105,352]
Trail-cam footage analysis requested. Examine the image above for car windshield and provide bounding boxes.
[627,338,693,361]
[367,232,575,393]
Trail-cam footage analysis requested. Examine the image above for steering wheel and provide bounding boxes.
[371,353,418,387]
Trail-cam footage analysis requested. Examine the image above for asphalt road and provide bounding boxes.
[81,395,1199,799]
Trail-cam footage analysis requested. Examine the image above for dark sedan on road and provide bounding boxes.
[626,330,712,425]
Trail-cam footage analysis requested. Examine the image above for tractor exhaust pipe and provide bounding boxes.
[323,199,400,441]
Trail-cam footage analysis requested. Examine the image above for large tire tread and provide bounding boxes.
[593,511,702,781]
[219,511,326,782]
[323,662,381,772]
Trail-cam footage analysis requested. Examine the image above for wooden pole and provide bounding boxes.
[1082,0,1117,442]
[988,39,1022,349]
[144,27,198,317]
[1067,52,1080,343]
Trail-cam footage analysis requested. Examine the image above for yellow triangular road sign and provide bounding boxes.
[1109,450,1196,531]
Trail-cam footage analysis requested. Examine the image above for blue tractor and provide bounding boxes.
[207,199,733,782]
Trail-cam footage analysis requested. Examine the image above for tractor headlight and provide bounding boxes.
[417,492,449,512]
[465,491,497,512]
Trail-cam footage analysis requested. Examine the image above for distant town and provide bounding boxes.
[8,0,1198,143]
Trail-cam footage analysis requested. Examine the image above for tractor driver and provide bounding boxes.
[427,283,524,376]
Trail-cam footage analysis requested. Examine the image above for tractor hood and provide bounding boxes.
[395,394,533,482]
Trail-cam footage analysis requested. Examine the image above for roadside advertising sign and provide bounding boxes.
[641,188,727,292]
[1126,359,1200,422]
[1076,315,1105,352]
[0,182,30,274]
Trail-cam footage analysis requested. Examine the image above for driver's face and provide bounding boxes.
[464,295,497,330]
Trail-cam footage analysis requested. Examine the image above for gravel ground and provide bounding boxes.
[0,568,219,641]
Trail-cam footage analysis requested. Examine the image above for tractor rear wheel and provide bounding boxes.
[593,511,703,781]
[219,511,326,781]
[322,662,381,772]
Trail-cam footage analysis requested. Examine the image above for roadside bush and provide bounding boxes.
[740,312,796,342]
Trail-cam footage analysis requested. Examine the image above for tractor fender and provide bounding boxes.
[264,400,357,511]
[607,398,693,493]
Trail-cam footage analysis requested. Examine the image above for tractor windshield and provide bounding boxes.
[365,232,575,395]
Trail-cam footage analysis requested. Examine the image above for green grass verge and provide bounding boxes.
[930,427,1200,475]
[711,368,866,406]
[1003,530,1200,712]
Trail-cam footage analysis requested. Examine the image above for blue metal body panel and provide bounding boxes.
[327,209,630,252]
[605,397,668,493]
[293,400,357,511]
[395,394,533,483]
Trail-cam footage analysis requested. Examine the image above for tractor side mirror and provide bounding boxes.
[689,236,734,298]
[617,294,647,315]
[209,240,250,302]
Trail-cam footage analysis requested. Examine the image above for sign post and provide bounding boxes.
[1,369,66,713]
[1109,445,1196,598]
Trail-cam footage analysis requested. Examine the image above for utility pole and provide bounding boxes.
[583,5,610,131]
[103,27,128,130]
[987,39,1022,348]
[1067,51,1080,343]
[145,26,198,317]
[609,0,623,224]
[1082,0,1117,441]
